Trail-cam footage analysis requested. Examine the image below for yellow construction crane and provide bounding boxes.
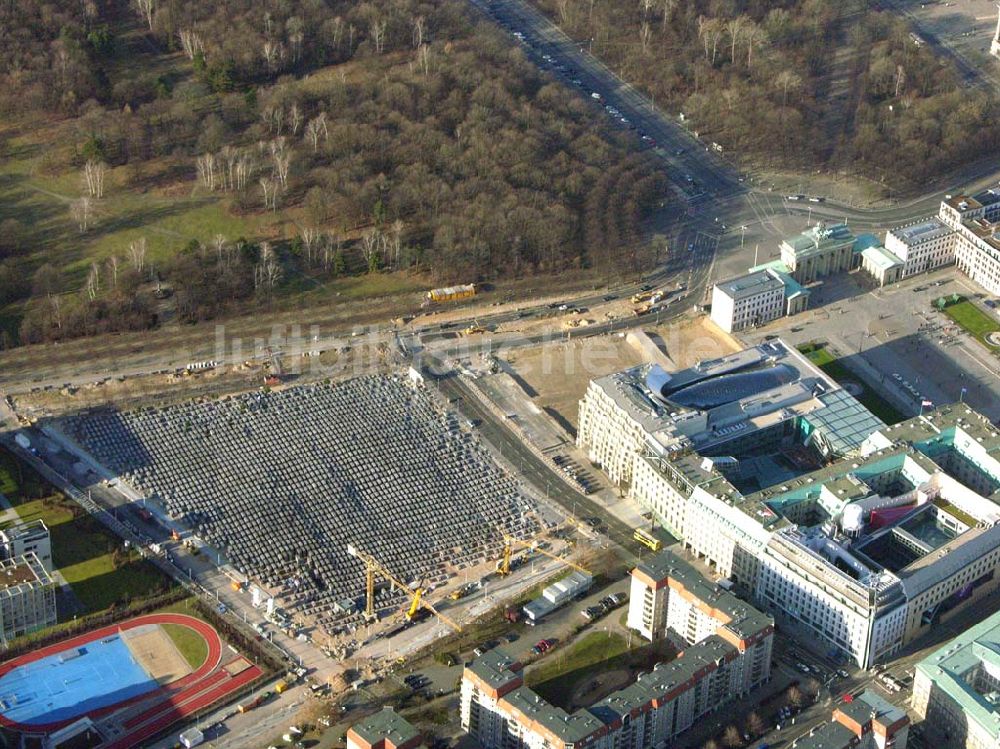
[495,529,590,577]
[346,545,461,631]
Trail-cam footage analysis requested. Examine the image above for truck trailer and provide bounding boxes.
[425,284,476,303]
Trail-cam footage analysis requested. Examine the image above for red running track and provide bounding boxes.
[107,664,263,749]
[0,613,222,734]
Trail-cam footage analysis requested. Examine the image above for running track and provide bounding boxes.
[0,612,262,746]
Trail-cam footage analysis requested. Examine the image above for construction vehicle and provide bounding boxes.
[463,324,486,336]
[230,580,244,593]
[238,693,267,713]
[631,291,652,304]
[450,582,476,600]
[346,544,461,631]
[495,529,590,578]
[426,284,477,303]
[633,303,651,316]
[405,585,425,620]
[274,679,289,694]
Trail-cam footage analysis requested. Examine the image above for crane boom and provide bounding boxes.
[347,544,461,631]
[495,526,590,577]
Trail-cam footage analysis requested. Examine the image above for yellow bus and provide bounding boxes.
[633,528,662,551]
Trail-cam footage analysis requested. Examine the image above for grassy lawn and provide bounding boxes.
[527,631,631,687]
[942,299,999,345]
[800,345,906,425]
[9,491,174,614]
[525,630,675,708]
[162,622,210,669]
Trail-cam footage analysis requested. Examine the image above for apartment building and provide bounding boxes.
[0,552,57,645]
[463,560,773,749]
[0,520,52,572]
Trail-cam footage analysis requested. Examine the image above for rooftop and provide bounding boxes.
[0,553,52,591]
[714,269,785,301]
[781,223,856,260]
[634,550,773,641]
[861,244,904,272]
[916,609,1000,742]
[889,217,954,245]
[348,708,421,749]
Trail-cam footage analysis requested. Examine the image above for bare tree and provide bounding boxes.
[85,262,101,300]
[722,725,743,748]
[299,226,322,266]
[305,112,329,151]
[270,138,291,188]
[894,64,906,97]
[132,0,154,30]
[262,40,283,74]
[746,712,766,739]
[196,153,217,191]
[128,237,147,275]
[259,177,279,211]
[775,69,802,109]
[83,159,108,199]
[178,29,203,60]
[289,104,303,136]
[361,228,383,273]
[106,255,120,288]
[660,0,676,30]
[254,242,282,295]
[71,197,93,232]
[412,15,425,48]
[744,21,765,67]
[286,16,305,63]
[788,685,806,708]
[418,44,431,76]
[727,16,746,64]
[370,18,387,54]
[390,219,404,268]
[640,21,652,53]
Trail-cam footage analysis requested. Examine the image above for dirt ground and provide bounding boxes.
[123,624,193,685]
[505,317,741,429]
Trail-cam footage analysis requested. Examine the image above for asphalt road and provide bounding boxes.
[473,0,743,200]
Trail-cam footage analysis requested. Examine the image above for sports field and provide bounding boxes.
[0,612,261,745]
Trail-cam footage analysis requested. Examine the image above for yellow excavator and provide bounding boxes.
[346,545,460,631]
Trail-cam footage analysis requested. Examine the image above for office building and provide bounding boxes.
[581,344,1000,668]
[797,691,909,749]
[884,218,956,278]
[913,609,1000,749]
[710,268,809,333]
[0,520,51,572]
[0,553,57,645]
[938,190,1000,295]
[347,708,423,749]
[578,339,883,488]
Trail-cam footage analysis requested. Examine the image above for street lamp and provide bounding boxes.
[741,225,747,250]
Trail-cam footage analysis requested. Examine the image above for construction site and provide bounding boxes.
[46,373,602,661]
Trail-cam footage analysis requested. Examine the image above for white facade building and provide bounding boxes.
[913,609,1000,749]
[939,190,1000,294]
[0,520,52,572]
[710,269,786,333]
[0,552,57,645]
[884,218,956,278]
